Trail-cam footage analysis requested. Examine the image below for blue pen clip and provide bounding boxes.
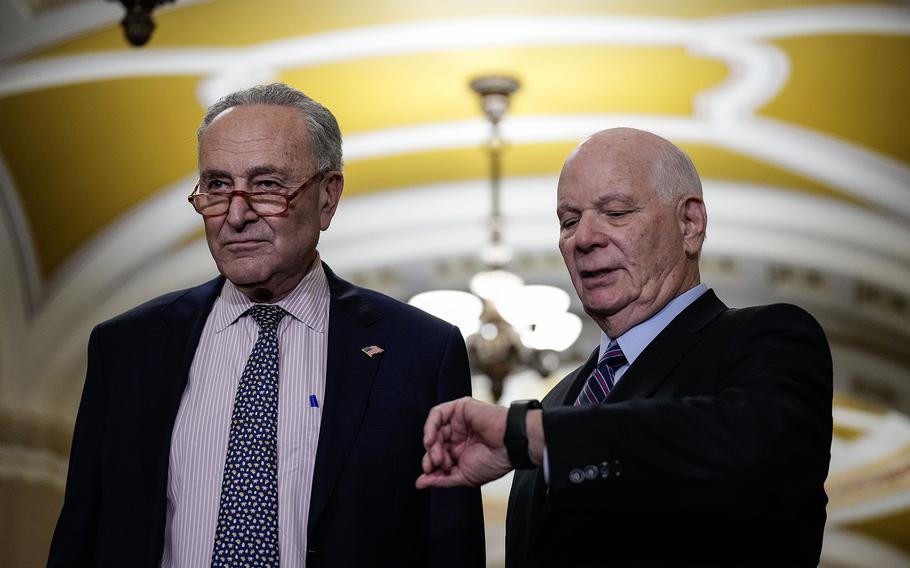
[309,394,319,408]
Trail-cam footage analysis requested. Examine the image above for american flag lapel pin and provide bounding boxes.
[361,345,384,358]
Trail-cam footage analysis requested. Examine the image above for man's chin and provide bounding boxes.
[580,292,627,319]
[217,261,271,289]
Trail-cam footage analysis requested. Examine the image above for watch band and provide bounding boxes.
[504,399,543,469]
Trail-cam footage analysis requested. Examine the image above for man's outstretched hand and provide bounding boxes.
[415,397,513,489]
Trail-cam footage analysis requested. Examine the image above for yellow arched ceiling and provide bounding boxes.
[0,78,202,276]
[0,0,907,278]
[762,35,910,163]
[34,0,890,57]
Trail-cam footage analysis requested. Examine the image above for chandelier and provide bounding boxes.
[409,75,582,402]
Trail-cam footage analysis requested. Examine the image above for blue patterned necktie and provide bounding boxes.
[575,341,627,406]
[212,304,287,567]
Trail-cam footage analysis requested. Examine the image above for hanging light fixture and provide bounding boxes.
[111,0,175,46]
[409,75,582,402]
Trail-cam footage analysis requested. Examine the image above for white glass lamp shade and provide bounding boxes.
[495,285,571,328]
[408,290,483,337]
[518,311,583,352]
[469,269,524,302]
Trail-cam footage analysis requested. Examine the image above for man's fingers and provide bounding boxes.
[431,441,454,473]
[421,451,435,474]
[422,408,441,447]
[422,399,457,447]
[422,445,453,475]
[415,468,467,490]
[418,397,482,487]
[429,442,444,469]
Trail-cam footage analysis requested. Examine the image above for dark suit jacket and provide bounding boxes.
[48,264,485,567]
[506,290,832,567]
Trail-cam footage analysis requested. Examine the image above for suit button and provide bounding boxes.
[569,468,585,484]
[599,461,610,478]
[613,459,623,477]
[584,465,599,480]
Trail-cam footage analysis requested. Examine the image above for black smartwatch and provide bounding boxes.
[504,399,543,469]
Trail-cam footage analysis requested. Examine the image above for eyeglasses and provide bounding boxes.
[187,169,328,217]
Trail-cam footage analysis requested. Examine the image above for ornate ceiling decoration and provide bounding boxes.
[0,0,908,563]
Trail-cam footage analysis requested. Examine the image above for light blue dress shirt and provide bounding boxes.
[600,283,708,386]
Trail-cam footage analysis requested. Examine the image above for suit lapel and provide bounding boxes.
[156,276,224,416]
[308,264,384,536]
[607,289,727,403]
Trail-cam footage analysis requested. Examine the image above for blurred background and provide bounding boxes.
[1,0,909,566]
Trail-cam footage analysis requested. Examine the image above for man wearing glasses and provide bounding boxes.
[48,83,484,567]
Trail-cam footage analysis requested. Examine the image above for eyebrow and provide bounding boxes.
[556,192,637,216]
[556,203,578,218]
[594,193,637,208]
[246,164,291,178]
[199,164,292,180]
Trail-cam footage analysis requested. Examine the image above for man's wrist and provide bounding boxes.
[504,399,542,469]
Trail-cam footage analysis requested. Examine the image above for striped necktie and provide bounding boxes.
[211,304,286,567]
[575,341,627,406]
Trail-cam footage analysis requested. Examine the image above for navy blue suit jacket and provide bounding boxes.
[48,264,485,567]
[506,290,832,567]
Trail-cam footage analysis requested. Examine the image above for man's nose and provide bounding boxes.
[573,214,606,251]
[226,193,259,227]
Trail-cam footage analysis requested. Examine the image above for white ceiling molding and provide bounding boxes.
[340,114,910,219]
[0,0,212,64]
[829,408,910,474]
[0,445,67,490]
[829,486,910,526]
[37,174,200,331]
[2,7,908,96]
[0,152,40,311]
[0,156,31,403]
[0,0,121,64]
[821,528,910,567]
[831,346,910,413]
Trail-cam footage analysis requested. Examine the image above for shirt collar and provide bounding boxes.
[211,254,330,333]
[599,283,708,364]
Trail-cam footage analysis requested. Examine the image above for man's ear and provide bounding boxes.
[678,195,707,258]
[319,171,344,231]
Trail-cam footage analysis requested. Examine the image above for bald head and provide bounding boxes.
[562,128,702,204]
[556,127,708,337]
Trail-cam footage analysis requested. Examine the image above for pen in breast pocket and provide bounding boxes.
[309,394,319,408]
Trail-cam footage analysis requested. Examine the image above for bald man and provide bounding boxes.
[417,128,833,566]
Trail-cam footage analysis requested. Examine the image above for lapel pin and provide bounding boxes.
[361,345,384,358]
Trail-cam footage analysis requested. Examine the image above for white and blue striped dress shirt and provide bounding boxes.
[161,259,330,568]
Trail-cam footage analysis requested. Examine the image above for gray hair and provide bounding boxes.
[651,140,702,203]
[197,83,343,172]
